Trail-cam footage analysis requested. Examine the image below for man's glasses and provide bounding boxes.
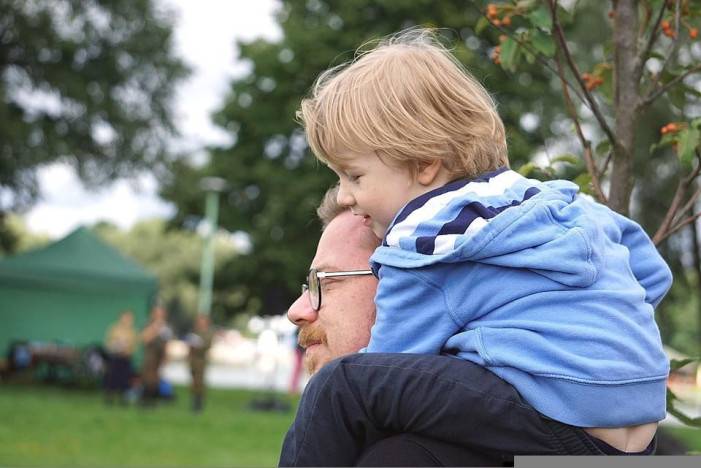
[302,268,373,311]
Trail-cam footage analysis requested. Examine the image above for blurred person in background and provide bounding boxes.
[186,313,213,413]
[103,310,137,405]
[140,305,173,407]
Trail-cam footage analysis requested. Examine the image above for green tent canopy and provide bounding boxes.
[0,227,158,353]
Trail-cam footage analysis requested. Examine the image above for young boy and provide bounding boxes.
[283,29,671,464]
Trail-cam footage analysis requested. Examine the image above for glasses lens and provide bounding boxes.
[307,269,320,310]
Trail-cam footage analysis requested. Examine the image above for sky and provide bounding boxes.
[25,0,282,239]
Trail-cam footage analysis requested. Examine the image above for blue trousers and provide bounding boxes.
[279,353,635,466]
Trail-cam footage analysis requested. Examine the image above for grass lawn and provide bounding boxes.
[3,383,700,466]
[0,383,299,467]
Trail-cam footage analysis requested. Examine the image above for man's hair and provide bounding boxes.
[298,28,509,179]
[316,184,344,229]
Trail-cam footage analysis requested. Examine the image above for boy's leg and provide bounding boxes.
[279,353,566,467]
[355,433,508,467]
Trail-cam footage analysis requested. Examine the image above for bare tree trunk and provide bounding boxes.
[609,0,640,215]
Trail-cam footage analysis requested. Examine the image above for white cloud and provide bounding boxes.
[24,0,281,239]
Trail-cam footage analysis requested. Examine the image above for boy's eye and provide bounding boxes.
[346,173,361,182]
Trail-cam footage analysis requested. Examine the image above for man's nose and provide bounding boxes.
[287,292,317,326]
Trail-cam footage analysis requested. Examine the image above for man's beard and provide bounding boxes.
[298,325,326,374]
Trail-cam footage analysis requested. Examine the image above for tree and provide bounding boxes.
[0,0,189,245]
[161,0,567,318]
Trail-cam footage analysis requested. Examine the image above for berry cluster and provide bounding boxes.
[491,35,509,65]
[486,4,512,27]
[660,0,698,39]
[660,122,681,135]
[582,73,604,91]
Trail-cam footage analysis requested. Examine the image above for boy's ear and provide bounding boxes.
[416,159,444,186]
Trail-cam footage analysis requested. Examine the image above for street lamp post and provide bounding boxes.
[197,177,227,316]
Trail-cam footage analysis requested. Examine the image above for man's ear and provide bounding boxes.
[416,159,444,186]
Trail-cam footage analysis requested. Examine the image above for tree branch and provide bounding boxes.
[664,212,701,243]
[547,0,618,148]
[598,150,613,179]
[653,151,701,245]
[673,186,701,225]
[552,42,607,203]
[641,64,701,108]
[636,0,668,77]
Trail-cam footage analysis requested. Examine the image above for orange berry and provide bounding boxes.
[668,123,678,133]
[661,127,668,135]
[690,28,698,39]
[493,19,502,27]
[499,34,508,43]
[663,28,676,38]
[661,20,670,30]
[502,16,512,27]
[487,4,498,18]
[582,73,591,81]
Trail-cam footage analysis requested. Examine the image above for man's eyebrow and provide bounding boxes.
[311,264,338,272]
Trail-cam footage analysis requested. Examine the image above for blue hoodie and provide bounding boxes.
[366,167,672,428]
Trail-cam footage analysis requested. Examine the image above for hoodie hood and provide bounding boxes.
[370,168,603,288]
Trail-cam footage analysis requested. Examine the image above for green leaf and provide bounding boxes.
[517,162,537,177]
[524,49,536,64]
[677,127,700,167]
[475,16,490,35]
[527,5,552,31]
[500,38,520,73]
[596,64,614,105]
[668,85,687,111]
[531,30,555,57]
[574,172,593,195]
[670,357,701,371]
[595,140,611,156]
[667,402,701,427]
[515,0,538,9]
[650,132,677,153]
[691,118,701,130]
[551,153,579,165]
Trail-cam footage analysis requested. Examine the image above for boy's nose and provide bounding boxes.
[287,291,317,326]
[336,184,354,207]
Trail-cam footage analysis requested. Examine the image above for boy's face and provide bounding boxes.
[331,150,427,239]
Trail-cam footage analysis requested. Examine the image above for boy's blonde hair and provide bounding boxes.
[298,28,509,179]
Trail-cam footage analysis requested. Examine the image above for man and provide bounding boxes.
[187,313,213,412]
[284,187,512,466]
[140,305,173,407]
[287,187,379,376]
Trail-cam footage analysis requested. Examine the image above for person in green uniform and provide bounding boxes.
[140,305,173,406]
[187,313,214,412]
